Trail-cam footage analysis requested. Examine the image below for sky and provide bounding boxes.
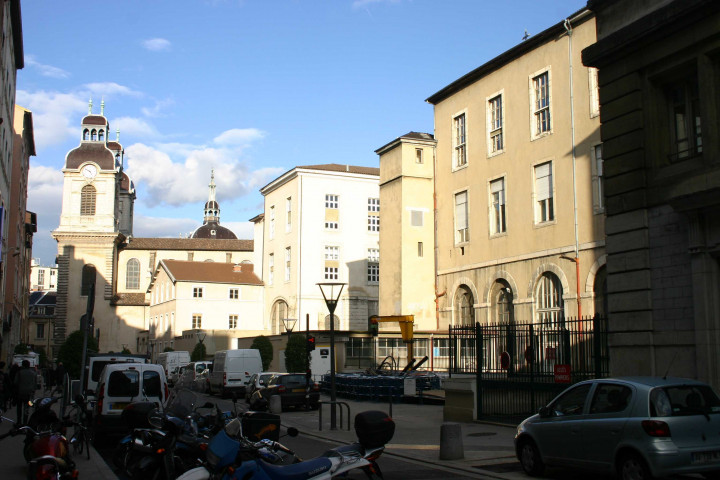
[20,0,586,266]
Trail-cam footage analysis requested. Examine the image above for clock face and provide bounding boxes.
[82,165,97,179]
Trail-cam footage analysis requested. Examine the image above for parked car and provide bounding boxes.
[193,369,211,394]
[178,361,213,389]
[249,373,320,411]
[514,376,720,480]
[91,362,169,437]
[245,371,280,401]
[208,349,262,397]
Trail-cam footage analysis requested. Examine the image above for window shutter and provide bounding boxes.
[455,192,468,230]
[535,164,552,201]
[491,179,505,205]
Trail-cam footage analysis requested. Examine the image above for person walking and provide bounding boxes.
[54,361,66,395]
[14,360,36,424]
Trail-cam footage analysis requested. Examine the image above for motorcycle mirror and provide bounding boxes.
[286,427,299,437]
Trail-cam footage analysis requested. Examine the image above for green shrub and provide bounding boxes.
[250,336,273,370]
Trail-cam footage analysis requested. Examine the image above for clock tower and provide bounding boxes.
[51,100,136,352]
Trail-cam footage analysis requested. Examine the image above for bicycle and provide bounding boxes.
[67,395,92,460]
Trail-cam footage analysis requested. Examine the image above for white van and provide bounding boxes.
[208,349,262,397]
[91,362,168,437]
[156,351,191,386]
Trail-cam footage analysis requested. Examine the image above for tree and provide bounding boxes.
[191,342,206,361]
[163,347,174,352]
[284,334,307,373]
[57,330,99,379]
[121,347,132,354]
[251,336,273,371]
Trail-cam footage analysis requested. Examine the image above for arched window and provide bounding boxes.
[535,272,564,328]
[91,129,97,141]
[126,258,140,290]
[80,185,96,216]
[98,129,104,142]
[270,299,288,335]
[491,281,514,325]
[83,129,89,140]
[454,285,474,325]
[81,264,96,296]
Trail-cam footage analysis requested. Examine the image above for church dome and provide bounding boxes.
[82,115,108,126]
[205,200,219,210]
[191,221,237,240]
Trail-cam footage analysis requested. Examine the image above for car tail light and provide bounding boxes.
[642,420,671,437]
[223,372,227,386]
[312,383,319,391]
[164,382,169,401]
[277,386,286,393]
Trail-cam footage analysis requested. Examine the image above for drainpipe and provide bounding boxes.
[432,128,442,331]
[564,17,582,320]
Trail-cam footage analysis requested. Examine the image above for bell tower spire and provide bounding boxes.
[203,170,220,225]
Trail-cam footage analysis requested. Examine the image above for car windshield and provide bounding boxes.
[260,374,274,384]
[166,388,197,417]
[650,385,720,416]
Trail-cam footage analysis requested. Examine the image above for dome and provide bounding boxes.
[205,200,219,210]
[191,221,237,240]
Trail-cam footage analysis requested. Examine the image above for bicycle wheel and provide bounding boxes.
[72,431,84,456]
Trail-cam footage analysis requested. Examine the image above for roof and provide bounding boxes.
[82,115,108,126]
[426,8,592,105]
[120,237,253,251]
[158,259,263,286]
[248,213,264,223]
[374,131,436,155]
[120,172,134,192]
[191,222,238,240]
[111,292,148,306]
[298,163,379,176]
[107,141,122,151]
[65,143,116,170]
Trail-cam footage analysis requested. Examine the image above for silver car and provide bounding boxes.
[515,377,720,479]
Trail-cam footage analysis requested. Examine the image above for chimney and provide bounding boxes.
[234,263,253,274]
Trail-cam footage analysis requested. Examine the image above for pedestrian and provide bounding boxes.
[14,360,36,424]
[0,362,9,410]
[54,361,66,395]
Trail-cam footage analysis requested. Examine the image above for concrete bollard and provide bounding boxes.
[269,395,282,414]
[439,422,464,460]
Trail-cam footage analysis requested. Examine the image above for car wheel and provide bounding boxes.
[518,439,545,477]
[617,452,652,480]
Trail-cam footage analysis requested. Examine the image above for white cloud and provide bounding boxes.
[141,98,175,118]
[142,38,172,52]
[83,82,143,98]
[27,165,65,264]
[113,116,161,139]
[24,55,70,79]
[16,90,87,150]
[213,128,266,146]
[133,214,198,238]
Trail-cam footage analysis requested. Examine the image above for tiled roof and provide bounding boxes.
[374,131,436,154]
[298,164,379,176]
[112,292,148,306]
[82,115,107,126]
[161,260,263,286]
[65,143,116,170]
[107,141,122,151]
[121,237,253,251]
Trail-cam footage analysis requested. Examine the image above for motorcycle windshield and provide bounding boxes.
[166,388,197,417]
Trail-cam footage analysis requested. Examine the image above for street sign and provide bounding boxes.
[554,364,571,383]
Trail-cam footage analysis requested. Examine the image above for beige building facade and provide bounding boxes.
[427,9,605,333]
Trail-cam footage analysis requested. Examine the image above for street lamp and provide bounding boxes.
[318,282,345,430]
[281,318,297,335]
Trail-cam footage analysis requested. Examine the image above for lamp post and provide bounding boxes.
[318,282,345,430]
[282,318,297,373]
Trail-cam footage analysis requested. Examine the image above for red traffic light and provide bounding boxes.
[306,335,316,351]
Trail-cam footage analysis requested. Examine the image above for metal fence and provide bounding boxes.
[449,315,609,424]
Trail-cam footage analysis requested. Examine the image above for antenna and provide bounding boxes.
[662,352,678,380]
[522,29,529,41]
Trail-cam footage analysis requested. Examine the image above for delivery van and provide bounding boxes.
[208,349,262,397]
[156,351,191,386]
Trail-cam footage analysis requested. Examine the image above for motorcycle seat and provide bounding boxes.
[257,456,332,480]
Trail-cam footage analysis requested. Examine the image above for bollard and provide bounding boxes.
[439,422,464,460]
[269,395,282,414]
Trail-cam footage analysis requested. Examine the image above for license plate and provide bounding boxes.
[692,450,720,464]
[111,402,129,410]
[292,388,305,393]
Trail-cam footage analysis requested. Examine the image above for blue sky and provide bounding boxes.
[21,0,586,266]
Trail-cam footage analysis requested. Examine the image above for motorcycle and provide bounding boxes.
[178,410,395,480]
[0,405,78,480]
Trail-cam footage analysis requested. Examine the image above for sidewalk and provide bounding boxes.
[0,392,117,480]
[278,394,525,479]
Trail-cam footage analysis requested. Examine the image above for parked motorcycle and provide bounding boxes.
[0,406,78,480]
[178,410,395,480]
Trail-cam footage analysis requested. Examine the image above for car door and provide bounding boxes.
[534,383,592,465]
[580,382,633,469]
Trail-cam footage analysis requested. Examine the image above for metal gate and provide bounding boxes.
[449,315,608,424]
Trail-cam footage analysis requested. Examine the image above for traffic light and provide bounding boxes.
[306,335,316,352]
[368,316,378,336]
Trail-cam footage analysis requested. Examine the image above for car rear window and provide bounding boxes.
[108,370,139,397]
[143,370,161,397]
[650,385,720,417]
[281,375,306,387]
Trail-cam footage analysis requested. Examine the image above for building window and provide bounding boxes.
[80,185,96,216]
[367,198,380,232]
[666,76,702,162]
[411,210,423,227]
[591,144,604,213]
[325,266,338,280]
[36,323,45,339]
[325,194,338,209]
[534,162,554,223]
[415,148,423,164]
[532,70,551,136]
[346,337,372,358]
[588,67,600,118]
[325,194,339,230]
[271,299,289,335]
[228,315,238,329]
[490,178,506,234]
[325,221,338,229]
[488,94,504,154]
[229,288,239,300]
[192,314,202,329]
[286,197,292,232]
[453,113,467,168]
[269,206,275,239]
[126,258,140,290]
[193,287,203,298]
[418,242,423,257]
[285,247,291,282]
[268,254,274,285]
[324,246,339,280]
[81,264,96,296]
[454,191,469,244]
[535,272,563,328]
[367,248,379,284]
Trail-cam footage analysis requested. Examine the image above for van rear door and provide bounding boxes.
[106,368,140,415]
